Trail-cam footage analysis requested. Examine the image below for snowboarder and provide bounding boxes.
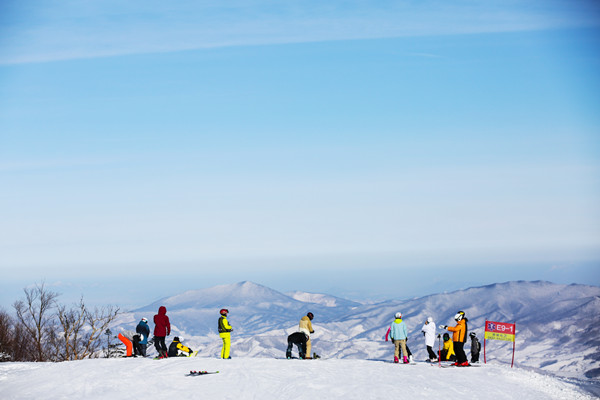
[136,317,150,357]
[168,337,194,357]
[218,308,233,359]
[421,316,437,362]
[439,333,456,361]
[469,332,481,363]
[286,331,308,359]
[387,312,409,363]
[439,310,469,366]
[298,312,315,359]
[153,306,171,359]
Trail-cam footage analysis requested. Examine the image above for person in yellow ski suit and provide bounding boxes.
[218,309,233,359]
[298,312,315,359]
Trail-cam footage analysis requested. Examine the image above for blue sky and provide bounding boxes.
[1,1,599,308]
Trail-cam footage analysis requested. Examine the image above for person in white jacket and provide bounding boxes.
[421,317,438,362]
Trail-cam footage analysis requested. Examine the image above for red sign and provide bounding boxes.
[484,320,516,367]
[485,321,516,341]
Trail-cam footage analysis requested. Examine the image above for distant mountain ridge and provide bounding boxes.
[115,280,600,379]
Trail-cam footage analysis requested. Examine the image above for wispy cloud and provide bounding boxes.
[1,0,598,64]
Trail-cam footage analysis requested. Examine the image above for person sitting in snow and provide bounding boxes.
[298,312,315,359]
[439,310,469,366]
[469,332,481,363]
[386,312,409,363]
[286,331,308,359]
[136,317,150,357]
[439,333,456,362]
[168,337,194,357]
[421,316,438,362]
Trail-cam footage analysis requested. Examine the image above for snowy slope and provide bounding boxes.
[1,357,597,400]
[114,281,600,380]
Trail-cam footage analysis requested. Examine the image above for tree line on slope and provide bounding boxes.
[0,283,119,362]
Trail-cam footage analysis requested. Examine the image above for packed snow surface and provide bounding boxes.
[0,357,595,400]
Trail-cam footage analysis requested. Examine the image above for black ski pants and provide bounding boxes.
[454,341,467,364]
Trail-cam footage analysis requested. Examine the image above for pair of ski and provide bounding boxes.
[187,370,219,376]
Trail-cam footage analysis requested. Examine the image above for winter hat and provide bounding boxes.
[427,317,433,323]
[395,312,402,319]
[174,337,180,342]
[141,317,148,323]
[307,312,314,320]
[443,333,450,341]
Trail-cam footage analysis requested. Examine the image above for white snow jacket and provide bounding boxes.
[421,321,436,347]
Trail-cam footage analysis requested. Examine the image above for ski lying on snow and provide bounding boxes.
[186,370,220,376]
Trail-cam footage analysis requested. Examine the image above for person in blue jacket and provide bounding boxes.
[389,312,409,363]
[136,317,150,357]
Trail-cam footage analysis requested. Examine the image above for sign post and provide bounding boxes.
[484,320,516,367]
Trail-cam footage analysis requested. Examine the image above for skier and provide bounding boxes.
[286,331,308,359]
[298,312,315,359]
[153,306,171,359]
[439,333,456,362]
[387,312,409,363]
[218,308,233,359]
[421,316,438,362]
[168,337,194,357]
[117,330,140,357]
[136,317,150,357]
[469,332,481,363]
[385,327,414,362]
[439,310,469,366]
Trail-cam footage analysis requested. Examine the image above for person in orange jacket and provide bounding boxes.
[439,310,469,366]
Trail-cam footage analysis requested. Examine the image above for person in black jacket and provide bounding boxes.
[286,332,307,359]
[469,332,481,363]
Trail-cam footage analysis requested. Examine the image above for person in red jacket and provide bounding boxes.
[153,306,171,358]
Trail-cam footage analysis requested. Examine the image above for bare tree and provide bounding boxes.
[53,298,119,360]
[13,283,59,361]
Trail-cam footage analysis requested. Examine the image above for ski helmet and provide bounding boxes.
[174,336,180,342]
[443,333,450,341]
[469,332,476,338]
[427,317,433,323]
[454,311,465,321]
[395,312,402,319]
[307,312,314,320]
[141,317,148,323]
[220,308,229,315]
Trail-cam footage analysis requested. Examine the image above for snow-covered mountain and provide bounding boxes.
[115,280,600,380]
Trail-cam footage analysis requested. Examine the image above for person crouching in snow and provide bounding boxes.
[439,310,469,366]
[298,312,315,359]
[218,308,233,359]
[168,337,194,357]
[117,330,140,357]
[286,331,308,359]
[386,312,409,363]
[421,316,437,362]
[469,332,481,363]
[439,333,456,362]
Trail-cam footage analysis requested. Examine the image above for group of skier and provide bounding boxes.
[119,306,232,359]
[389,310,481,366]
[119,306,481,366]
